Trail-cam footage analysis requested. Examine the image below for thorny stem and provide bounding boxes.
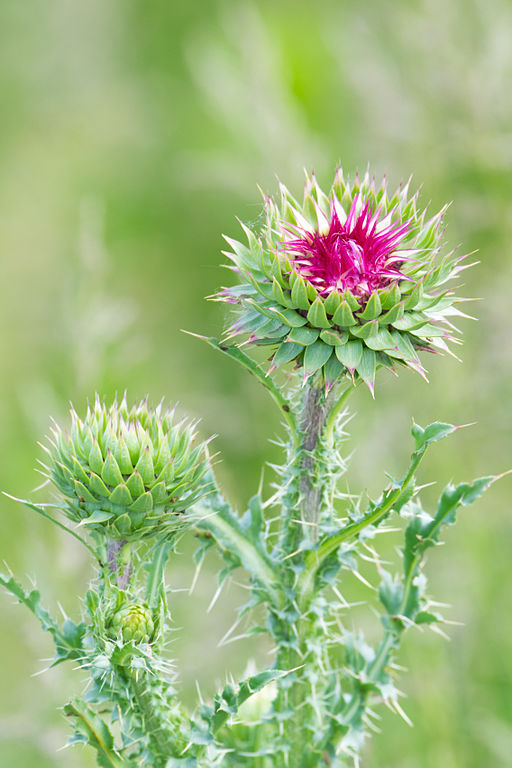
[275,378,356,767]
[298,380,333,528]
[129,672,175,764]
[107,540,132,590]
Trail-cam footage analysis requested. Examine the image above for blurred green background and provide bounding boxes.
[1,1,511,766]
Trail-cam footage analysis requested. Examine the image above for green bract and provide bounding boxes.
[219,169,470,393]
[44,395,211,540]
[108,604,155,644]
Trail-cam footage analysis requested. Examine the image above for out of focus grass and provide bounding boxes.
[1,1,511,766]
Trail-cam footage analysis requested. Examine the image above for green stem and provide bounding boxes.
[274,379,357,767]
[129,673,175,763]
[297,379,331,528]
[107,539,132,589]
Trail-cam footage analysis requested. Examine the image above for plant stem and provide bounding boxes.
[129,672,175,763]
[298,379,332,528]
[107,540,132,589]
[274,377,354,767]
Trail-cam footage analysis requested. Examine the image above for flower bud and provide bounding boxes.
[44,394,212,539]
[219,169,469,393]
[108,604,155,644]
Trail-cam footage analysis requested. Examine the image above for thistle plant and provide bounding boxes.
[1,169,503,768]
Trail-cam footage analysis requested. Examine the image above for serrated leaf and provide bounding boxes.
[411,421,458,451]
[64,700,129,768]
[0,573,84,665]
[196,484,280,604]
[378,571,404,615]
[241,494,264,541]
[209,669,290,734]
[403,476,496,598]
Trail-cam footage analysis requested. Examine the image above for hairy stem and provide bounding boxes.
[107,540,132,590]
[129,673,175,764]
[274,378,353,767]
[298,380,332,527]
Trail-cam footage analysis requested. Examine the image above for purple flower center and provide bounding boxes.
[282,196,412,297]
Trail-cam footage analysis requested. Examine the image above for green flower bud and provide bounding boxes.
[108,604,155,644]
[44,394,212,540]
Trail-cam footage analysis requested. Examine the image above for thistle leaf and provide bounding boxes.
[64,700,131,768]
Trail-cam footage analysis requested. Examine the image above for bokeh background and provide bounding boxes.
[1,1,511,766]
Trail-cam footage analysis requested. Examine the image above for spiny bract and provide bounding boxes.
[219,169,471,393]
[44,394,212,540]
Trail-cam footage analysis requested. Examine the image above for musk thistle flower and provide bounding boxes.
[219,169,469,393]
[108,603,155,645]
[44,395,211,540]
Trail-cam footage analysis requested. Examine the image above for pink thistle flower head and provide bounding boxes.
[282,195,413,298]
[217,169,471,394]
